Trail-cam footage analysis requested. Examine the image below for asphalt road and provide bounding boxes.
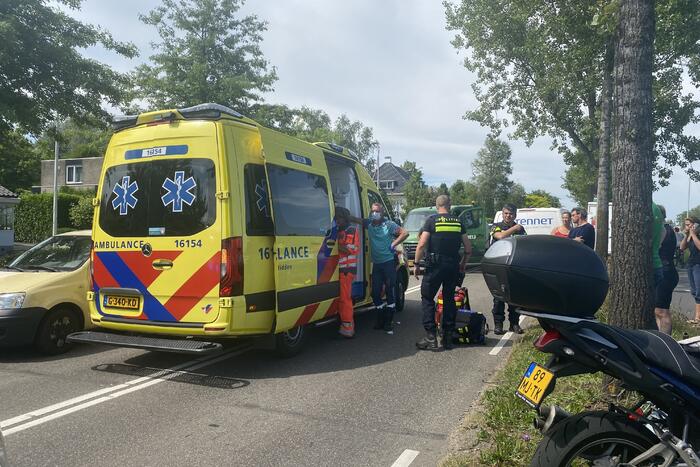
[671,268,696,319]
[0,274,518,467]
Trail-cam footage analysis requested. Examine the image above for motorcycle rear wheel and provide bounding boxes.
[531,410,660,467]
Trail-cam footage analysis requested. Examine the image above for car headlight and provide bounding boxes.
[0,293,26,309]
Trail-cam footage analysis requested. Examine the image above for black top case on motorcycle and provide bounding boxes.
[481,236,609,318]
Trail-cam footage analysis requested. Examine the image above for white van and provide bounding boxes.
[493,207,566,236]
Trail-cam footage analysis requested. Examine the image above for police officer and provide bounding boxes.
[490,203,526,334]
[413,195,472,351]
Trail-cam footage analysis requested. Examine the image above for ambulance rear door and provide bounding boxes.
[94,123,223,325]
[259,128,339,332]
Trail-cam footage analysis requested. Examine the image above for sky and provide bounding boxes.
[67,0,699,221]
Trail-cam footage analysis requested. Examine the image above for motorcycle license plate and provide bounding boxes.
[516,362,554,408]
[103,295,140,310]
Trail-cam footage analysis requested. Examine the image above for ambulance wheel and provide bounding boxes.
[35,307,81,355]
[275,325,307,358]
[394,280,406,312]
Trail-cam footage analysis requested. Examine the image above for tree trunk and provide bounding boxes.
[595,41,614,260]
[609,0,656,329]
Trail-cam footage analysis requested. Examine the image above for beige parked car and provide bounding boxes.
[0,230,91,354]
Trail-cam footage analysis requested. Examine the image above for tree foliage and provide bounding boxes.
[402,165,432,217]
[134,0,277,113]
[0,131,41,192]
[0,0,136,134]
[506,182,527,208]
[677,205,700,225]
[472,136,515,218]
[525,189,561,208]
[34,119,112,161]
[69,196,94,229]
[253,104,379,174]
[445,0,700,199]
[449,180,477,205]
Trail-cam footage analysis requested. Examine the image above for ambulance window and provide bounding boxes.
[244,164,273,236]
[266,165,331,236]
[98,158,216,237]
[367,190,389,214]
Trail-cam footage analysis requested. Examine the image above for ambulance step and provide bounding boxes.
[313,317,338,327]
[67,331,223,355]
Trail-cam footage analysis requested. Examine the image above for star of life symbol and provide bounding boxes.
[162,171,197,213]
[255,182,269,216]
[112,176,139,215]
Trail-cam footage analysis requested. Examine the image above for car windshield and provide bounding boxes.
[9,235,91,272]
[404,211,434,231]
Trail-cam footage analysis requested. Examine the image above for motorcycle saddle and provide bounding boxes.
[609,327,700,388]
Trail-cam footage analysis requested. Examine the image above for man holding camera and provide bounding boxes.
[413,195,472,351]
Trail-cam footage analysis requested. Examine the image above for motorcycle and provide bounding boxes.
[482,235,700,467]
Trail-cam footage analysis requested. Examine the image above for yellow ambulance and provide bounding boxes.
[69,103,408,356]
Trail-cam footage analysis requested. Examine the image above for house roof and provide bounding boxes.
[0,185,18,198]
[374,162,410,193]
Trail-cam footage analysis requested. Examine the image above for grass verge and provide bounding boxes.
[441,311,700,467]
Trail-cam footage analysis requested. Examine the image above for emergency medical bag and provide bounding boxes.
[436,287,470,313]
[455,310,488,345]
[436,287,488,345]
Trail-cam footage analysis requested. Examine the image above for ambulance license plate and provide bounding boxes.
[516,362,554,408]
[103,295,140,310]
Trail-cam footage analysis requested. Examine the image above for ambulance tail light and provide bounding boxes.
[220,237,243,297]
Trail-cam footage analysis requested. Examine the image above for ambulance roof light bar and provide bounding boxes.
[111,103,246,132]
[111,114,139,131]
[314,142,359,162]
[178,103,243,120]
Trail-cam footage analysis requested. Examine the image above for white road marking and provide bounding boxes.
[1,345,250,436]
[391,449,420,467]
[489,332,514,355]
[488,316,526,356]
[405,285,421,294]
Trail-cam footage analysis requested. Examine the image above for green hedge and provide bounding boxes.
[14,193,83,243]
[69,196,95,230]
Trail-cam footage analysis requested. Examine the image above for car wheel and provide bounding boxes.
[394,279,406,312]
[35,308,80,355]
[274,325,307,358]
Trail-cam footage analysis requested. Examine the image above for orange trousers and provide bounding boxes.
[339,271,355,330]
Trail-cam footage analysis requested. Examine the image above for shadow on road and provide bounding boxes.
[92,362,251,389]
[113,302,503,385]
[0,341,113,363]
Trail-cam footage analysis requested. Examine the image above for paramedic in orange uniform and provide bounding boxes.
[336,207,360,338]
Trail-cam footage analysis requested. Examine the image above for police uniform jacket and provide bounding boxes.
[490,221,527,245]
[421,214,466,262]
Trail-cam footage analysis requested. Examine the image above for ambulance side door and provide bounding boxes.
[259,128,339,332]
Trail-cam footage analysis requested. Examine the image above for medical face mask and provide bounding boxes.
[370,211,382,221]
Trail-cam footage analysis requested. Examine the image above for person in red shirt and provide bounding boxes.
[335,207,360,338]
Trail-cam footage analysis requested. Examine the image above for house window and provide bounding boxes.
[0,205,14,230]
[379,180,395,190]
[66,165,83,184]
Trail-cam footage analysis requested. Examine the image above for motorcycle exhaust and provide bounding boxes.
[533,405,571,433]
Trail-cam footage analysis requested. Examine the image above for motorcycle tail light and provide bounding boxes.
[628,408,644,421]
[534,329,562,350]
